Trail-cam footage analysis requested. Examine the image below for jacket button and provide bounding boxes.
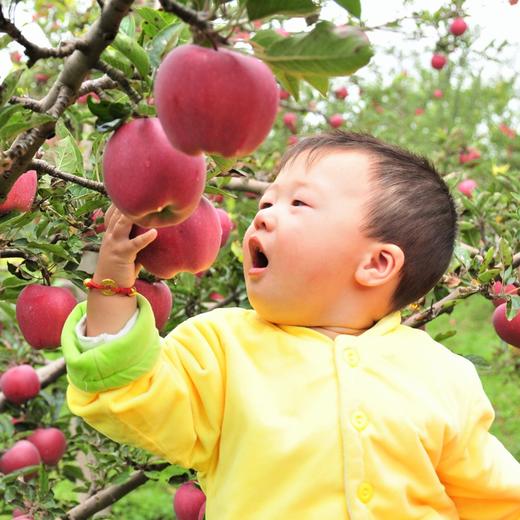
[344,348,359,366]
[357,482,374,503]
[351,411,368,431]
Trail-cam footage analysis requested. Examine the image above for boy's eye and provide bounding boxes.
[259,202,272,210]
[292,200,306,206]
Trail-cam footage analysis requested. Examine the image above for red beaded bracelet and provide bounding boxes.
[83,278,137,297]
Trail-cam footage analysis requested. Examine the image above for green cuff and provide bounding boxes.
[61,294,161,393]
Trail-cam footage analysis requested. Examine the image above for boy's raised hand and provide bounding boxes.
[94,205,158,286]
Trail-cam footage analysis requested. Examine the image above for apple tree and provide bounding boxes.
[0,0,519,518]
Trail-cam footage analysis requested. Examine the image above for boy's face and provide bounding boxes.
[243,149,376,326]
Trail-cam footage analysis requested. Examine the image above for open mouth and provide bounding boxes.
[249,238,269,268]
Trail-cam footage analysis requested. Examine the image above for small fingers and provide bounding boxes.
[130,228,158,254]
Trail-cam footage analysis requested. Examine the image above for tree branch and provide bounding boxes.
[9,96,43,113]
[30,159,106,194]
[78,76,118,97]
[158,0,228,46]
[95,60,141,103]
[0,0,136,200]
[64,470,149,519]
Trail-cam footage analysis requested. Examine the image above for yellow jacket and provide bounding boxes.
[62,295,520,519]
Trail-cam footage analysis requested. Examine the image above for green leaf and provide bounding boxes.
[112,32,150,80]
[303,74,328,95]
[120,13,136,38]
[433,329,457,342]
[0,110,55,140]
[254,21,373,79]
[210,155,237,175]
[0,69,25,107]
[271,66,301,100]
[332,0,361,18]
[144,464,188,483]
[0,104,25,129]
[246,0,318,20]
[136,7,169,32]
[55,120,85,176]
[498,237,513,267]
[478,246,495,274]
[477,268,501,283]
[100,48,134,77]
[0,34,12,50]
[148,23,185,68]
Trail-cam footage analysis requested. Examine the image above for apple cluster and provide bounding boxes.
[102,44,275,282]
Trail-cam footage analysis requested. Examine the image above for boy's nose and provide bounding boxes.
[253,209,275,231]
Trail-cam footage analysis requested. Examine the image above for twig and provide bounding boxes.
[158,0,227,46]
[0,5,87,66]
[8,96,43,113]
[30,159,106,194]
[95,60,141,104]
[78,76,118,97]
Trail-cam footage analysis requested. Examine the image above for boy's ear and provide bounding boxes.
[354,243,405,287]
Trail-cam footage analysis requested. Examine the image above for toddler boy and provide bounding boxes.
[62,131,520,519]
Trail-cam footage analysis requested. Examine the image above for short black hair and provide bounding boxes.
[278,130,458,313]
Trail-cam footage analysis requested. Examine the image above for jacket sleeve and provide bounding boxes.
[437,360,520,520]
[62,295,226,473]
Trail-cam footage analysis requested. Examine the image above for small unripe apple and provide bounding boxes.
[91,208,106,234]
[287,135,299,146]
[450,18,467,36]
[77,92,100,105]
[1,365,40,404]
[27,427,67,466]
[279,89,290,100]
[12,508,31,518]
[328,114,344,128]
[415,108,425,116]
[491,281,519,307]
[0,440,41,479]
[498,123,516,139]
[16,285,77,350]
[155,44,278,158]
[282,113,298,134]
[275,28,290,37]
[457,179,477,198]
[0,170,37,214]
[103,118,206,228]
[431,53,447,70]
[133,197,222,279]
[492,304,520,348]
[10,51,21,63]
[334,86,348,99]
[173,481,206,520]
[433,89,443,99]
[134,279,173,331]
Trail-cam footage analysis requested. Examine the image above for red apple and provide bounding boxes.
[133,197,222,279]
[103,118,206,228]
[34,73,49,84]
[459,147,481,164]
[154,44,278,158]
[493,304,520,348]
[0,440,41,479]
[0,170,37,214]
[174,481,206,520]
[16,285,77,350]
[510,0,518,5]
[12,508,31,518]
[27,428,67,466]
[491,281,519,307]
[134,279,173,330]
[91,208,106,233]
[415,108,425,116]
[431,53,447,70]
[499,123,516,139]
[279,89,290,100]
[334,86,348,99]
[10,51,21,63]
[457,179,477,197]
[209,292,225,302]
[328,114,344,128]
[287,135,299,145]
[282,113,297,134]
[215,208,233,248]
[1,365,40,404]
[450,18,467,36]
[198,501,206,520]
[433,89,443,98]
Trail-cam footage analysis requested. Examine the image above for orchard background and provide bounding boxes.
[0,0,519,518]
